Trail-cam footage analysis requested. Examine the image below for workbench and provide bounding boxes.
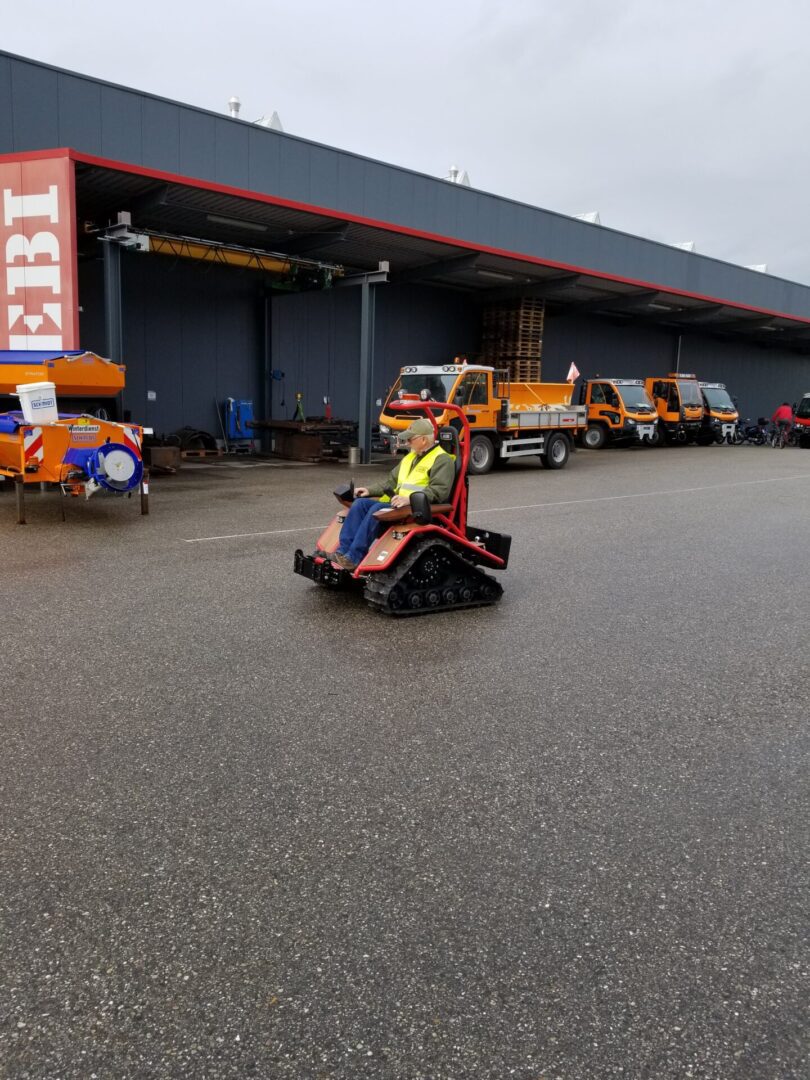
[248,418,358,462]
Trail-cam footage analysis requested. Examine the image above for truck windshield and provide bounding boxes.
[615,384,654,408]
[702,387,735,409]
[388,374,457,404]
[796,397,810,419]
[677,380,703,406]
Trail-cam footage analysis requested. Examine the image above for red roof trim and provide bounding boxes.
[11,147,808,328]
[0,148,73,164]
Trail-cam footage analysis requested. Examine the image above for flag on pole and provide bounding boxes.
[566,362,581,383]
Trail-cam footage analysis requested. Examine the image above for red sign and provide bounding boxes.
[0,154,79,351]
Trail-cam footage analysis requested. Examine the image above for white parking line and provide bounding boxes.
[184,472,810,543]
[475,473,810,515]
[185,525,322,542]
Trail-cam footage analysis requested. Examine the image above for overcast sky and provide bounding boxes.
[5,0,810,283]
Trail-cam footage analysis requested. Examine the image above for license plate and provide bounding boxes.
[637,425,655,438]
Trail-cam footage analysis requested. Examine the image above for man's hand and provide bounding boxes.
[354,486,370,498]
[391,494,410,508]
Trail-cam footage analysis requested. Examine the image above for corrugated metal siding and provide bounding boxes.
[270,290,359,422]
[5,51,810,320]
[79,254,263,434]
[542,312,810,420]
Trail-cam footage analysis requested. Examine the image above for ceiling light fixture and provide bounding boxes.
[206,214,268,233]
[476,269,515,282]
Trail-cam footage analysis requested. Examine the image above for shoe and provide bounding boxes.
[333,552,357,571]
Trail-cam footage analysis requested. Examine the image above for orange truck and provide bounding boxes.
[697,381,739,445]
[379,363,586,473]
[578,378,658,448]
[645,372,705,444]
[0,350,147,523]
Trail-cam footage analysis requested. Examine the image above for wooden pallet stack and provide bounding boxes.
[481,297,545,382]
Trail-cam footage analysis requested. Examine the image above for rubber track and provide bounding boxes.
[364,538,503,617]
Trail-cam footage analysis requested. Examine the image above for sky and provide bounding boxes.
[4,0,810,283]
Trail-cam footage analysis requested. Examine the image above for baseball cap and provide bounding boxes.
[401,417,434,441]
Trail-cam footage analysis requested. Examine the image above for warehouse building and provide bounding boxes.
[2,49,809,459]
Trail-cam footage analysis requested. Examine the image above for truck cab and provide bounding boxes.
[578,378,658,448]
[697,382,739,445]
[795,393,810,447]
[645,373,704,444]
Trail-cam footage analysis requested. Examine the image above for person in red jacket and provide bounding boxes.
[772,402,794,441]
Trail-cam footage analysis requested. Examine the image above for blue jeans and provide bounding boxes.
[337,497,388,564]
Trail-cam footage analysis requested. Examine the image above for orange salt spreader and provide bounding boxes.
[0,350,148,524]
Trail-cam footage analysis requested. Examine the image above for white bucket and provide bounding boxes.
[14,381,59,424]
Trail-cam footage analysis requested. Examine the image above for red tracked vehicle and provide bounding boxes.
[294,401,511,615]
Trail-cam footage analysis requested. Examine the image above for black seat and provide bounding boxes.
[438,426,462,490]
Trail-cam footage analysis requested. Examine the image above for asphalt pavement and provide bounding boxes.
[1,444,808,1079]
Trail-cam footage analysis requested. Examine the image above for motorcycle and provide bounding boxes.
[734,417,768,445]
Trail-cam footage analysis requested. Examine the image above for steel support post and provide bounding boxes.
[357,279,377,464]
[336,269,388,465]
[103,241,124,364]
[263,294,273,453]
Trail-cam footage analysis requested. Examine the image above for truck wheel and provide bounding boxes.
[582,423,607,449]
[468,434,495,475]
[541,432,570,470]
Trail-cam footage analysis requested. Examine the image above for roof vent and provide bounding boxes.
[444,165,471,186]
[227,96,241,118]
[574,211,601,225]
[255,111,285,132]
[745,263,768,273]
[673,241,696,252]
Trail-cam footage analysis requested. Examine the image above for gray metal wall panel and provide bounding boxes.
[336,154,367,216]
[542,313,676,384]
[270,289,360,422]
[87,255,263,434]
[141,98,180,174]
[278,138,315,205]
[373,285,478,400]
[179,109,217,181]
[57,74,102,156]
[248,127,280,192]
[214,120,250,189]
[308,144,340,209]
[0,57,13,151]
[9,60,59,150]
[100,86,143,163]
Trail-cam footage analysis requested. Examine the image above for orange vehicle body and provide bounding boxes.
[0,350,126,399]
[0,414,143,487]
[0,350,145,520]
[379,363,585,473]
[579,378,658,448]
[645,373,704,444]
[697,382,739,445]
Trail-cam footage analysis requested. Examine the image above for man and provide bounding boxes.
[332,417,455,571]
[772,401,794,443]
[772,401,793,427]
